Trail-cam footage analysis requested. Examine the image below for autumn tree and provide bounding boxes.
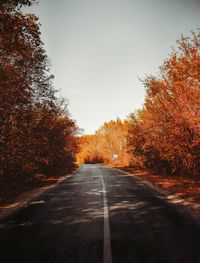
[77,119,130,166]
[0,0,78,181]
[96,119,130,165]
[127,32,200,177]
[76,135,104,164]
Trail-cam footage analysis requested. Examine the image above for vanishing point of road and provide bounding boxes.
[0,164,200,263]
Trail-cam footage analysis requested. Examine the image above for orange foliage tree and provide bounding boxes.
[76,135,104,164]
[0,1,78,181]
[127,32,200,177]
[77,119,130,166]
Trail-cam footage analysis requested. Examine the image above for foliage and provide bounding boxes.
[76,135,105,164]
[127,32,200,177]
[77,119,130,166]
[0,1,78,181]
[1,0,38,9]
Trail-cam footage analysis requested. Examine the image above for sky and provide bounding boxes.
[27,0,200,134]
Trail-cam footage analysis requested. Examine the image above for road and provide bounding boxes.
[0,164,200,263]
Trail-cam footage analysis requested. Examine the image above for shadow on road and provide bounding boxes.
[0,165,200,263]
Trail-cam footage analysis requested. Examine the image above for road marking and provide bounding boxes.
[97,167,112,263]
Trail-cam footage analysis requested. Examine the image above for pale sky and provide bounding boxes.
[27,0,200,134]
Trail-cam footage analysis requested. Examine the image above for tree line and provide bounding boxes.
[76,119,130,165]
[0,0,78,183]
[78,32,200,178]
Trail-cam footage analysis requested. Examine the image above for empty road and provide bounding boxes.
[0,164,200,263]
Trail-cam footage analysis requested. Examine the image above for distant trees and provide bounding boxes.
[76,135,104,164]
[0,0,78,181]
[77,119,130,166]
[127,32,200,177]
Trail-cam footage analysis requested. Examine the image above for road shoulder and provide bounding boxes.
[114,166,200,222]
[0,167,79,221]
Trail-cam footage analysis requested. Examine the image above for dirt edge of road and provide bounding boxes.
[0,166,80,221]
[114,166,200,222]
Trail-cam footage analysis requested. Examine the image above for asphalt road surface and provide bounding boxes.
[0,164,200,263]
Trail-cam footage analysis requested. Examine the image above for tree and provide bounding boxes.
[77,119,130,166]
[127,31,200,177]
[0,0,78,181]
